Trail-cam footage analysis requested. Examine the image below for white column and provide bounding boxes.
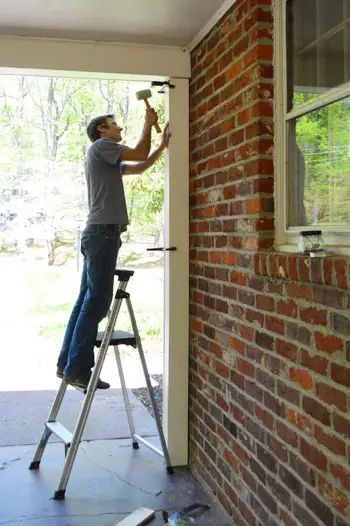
[163,77,189,466]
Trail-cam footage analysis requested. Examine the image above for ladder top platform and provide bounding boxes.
[96,330,136,348]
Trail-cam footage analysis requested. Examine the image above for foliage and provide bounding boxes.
[0,75,165,261]
[293,92,350,226]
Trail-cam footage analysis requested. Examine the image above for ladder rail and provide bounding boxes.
[126,296,173,471]
[29,270,174,498]
[54,283,127,498]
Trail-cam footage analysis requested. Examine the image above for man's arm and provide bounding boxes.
[122,123,171,175]
[121,109,157,162]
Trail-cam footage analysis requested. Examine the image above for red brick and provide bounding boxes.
[236,357,255,378]
[230,270,247,286]
[315,332,343,354]
[286,284,313,300]
[246,198,264,213]
[300,307,328,327]
[289,368,313,390]
[300,439,328,472]
[277,421,298,448]
[331,363,350,388]
[227,60,243,80]
[277,299,298,318]
[323,258,334,286]
[334,259,348,288]
[301,350,329,376]
[255,405,274,430]
[237,108,250,126]
[315,427,347,457]
[256,294,275,312]
[231,336,246,355]
[276,339,298,362]
[316,382,348,412]
[265,316,285,335]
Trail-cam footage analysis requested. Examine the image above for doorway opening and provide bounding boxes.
[0,73,166,447]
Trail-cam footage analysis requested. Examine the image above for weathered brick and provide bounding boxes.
[279,466,303,498]
[286,322,311,346]
[331,313,350,336]
[314,286,345,309]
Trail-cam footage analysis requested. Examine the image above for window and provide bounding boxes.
[275,0,350,254]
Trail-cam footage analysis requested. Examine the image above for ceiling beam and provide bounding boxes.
[0,36,191,79]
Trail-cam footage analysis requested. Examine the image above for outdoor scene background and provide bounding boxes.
[0,75,165,369]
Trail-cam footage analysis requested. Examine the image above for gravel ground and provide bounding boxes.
[132,373,163,421]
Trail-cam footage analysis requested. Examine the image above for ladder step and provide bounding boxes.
[46,421,73,446]
[96,329,136,348]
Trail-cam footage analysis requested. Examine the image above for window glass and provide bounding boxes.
[287,0,349,110]
[288,97,350,227]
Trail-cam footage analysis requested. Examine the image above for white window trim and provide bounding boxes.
[274,0,350,256]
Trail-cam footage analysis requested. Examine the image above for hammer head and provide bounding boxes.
[136,89,152,101]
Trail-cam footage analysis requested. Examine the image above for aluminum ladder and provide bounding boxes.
[29,268,173,499]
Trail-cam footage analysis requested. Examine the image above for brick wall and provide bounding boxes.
[188,1,350,525]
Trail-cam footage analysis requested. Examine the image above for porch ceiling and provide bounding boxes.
[1,0,228,47]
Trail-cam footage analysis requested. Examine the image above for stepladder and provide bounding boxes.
[29,268,173,499]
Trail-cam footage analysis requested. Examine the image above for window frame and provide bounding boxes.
[274,0,350,256]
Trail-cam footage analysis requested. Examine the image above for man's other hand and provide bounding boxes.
[161,122,171,149]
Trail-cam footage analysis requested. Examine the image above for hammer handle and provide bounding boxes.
[144,98,162,133]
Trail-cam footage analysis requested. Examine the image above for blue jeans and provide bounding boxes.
[57,226,121,377]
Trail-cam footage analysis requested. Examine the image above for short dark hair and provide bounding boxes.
[87,114,114,142]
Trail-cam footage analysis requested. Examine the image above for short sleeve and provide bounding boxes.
[96,139,126,166]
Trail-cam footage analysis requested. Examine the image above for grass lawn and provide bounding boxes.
[3,242,164,356]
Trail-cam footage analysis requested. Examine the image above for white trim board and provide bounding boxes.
[0,36,191,79]
[187,0,238,52]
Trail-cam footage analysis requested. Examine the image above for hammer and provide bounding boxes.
[136,89,162,133]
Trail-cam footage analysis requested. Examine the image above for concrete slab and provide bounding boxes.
[0,439,231,526]
[0,387,157,447]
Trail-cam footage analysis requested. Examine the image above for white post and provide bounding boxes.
[163,77,189,466]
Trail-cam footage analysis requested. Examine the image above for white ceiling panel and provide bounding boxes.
[0,0,228,47]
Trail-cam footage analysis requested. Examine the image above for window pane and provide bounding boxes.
[287,0,348,110]
[288,97,350,227]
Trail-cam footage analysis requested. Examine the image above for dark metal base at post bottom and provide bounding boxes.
[167,466,175,475]
[29,461,40,470]
[132,442,139,449]
[53,489,66,500]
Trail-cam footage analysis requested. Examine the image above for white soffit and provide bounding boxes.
[1,0,229,48]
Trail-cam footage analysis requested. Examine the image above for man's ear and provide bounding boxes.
[97,123,107,134]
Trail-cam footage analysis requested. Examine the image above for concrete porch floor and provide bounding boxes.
[0,438,231,526]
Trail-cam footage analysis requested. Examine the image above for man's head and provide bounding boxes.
[87,114,123,143]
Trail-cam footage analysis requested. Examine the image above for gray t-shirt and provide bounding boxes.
[85,138,128,226]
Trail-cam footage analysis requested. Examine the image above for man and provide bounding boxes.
[56,109,171,389]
